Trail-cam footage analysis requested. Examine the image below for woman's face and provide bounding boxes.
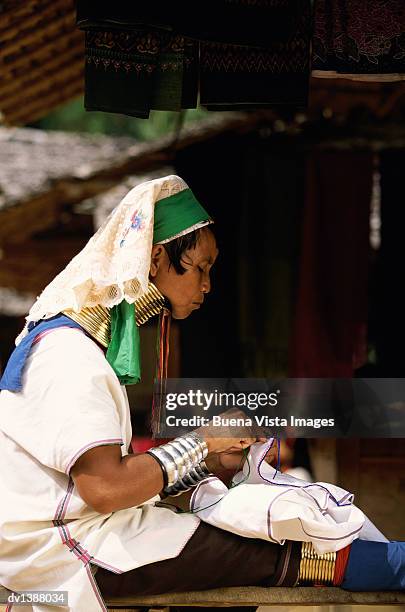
[149,228,218,319]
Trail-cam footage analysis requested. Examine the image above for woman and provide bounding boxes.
[0,175,403,612]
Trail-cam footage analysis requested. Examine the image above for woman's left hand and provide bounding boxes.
[207,450,246,472]
[206,443,277,474]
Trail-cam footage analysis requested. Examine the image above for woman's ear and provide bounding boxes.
[149,245,165,278]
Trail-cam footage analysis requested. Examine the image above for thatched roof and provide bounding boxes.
[0,0,82,126]
[0,125,138,303]
[0,126,136,212]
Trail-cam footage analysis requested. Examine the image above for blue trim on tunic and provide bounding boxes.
[0,315,87,392]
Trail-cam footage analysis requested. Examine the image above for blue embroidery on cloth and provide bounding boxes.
[0,315,86,392]
[120,209,145,248]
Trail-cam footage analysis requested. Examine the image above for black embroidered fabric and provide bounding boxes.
[77,0,311,117]
[84,28,198,118]
[200,2,311,108]
[313,0,405,75]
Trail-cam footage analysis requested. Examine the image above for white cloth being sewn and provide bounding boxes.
[190,441,365,554]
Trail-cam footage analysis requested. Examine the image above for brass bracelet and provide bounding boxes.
[298,542,336,586]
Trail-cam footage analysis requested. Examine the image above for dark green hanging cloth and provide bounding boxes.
[84,27,198,118]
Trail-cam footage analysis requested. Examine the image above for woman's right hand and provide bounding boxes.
[195,408,268,454]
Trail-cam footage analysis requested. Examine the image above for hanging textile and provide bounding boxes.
[200,2,311,109]
[312,0,405,81]
[84,28,198,118]
[289,150,374,377]
[76,0,312,117]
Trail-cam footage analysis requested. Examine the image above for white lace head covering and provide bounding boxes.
[16,174,212,345]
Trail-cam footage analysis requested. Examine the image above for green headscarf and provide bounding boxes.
[107,187,212,384]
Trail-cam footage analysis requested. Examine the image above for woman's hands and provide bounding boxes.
[204,441,278,481]
[195,408,268,454]
[198,409,277,478]
[205,450,246,474]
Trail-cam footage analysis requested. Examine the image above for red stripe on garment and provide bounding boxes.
[333,543,352,585]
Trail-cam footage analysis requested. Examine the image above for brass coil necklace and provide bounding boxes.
[63,282,167,347]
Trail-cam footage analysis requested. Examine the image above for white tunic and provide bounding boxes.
[0,328,200,612]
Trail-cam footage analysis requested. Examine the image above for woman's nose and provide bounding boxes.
[201,273,211,294]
